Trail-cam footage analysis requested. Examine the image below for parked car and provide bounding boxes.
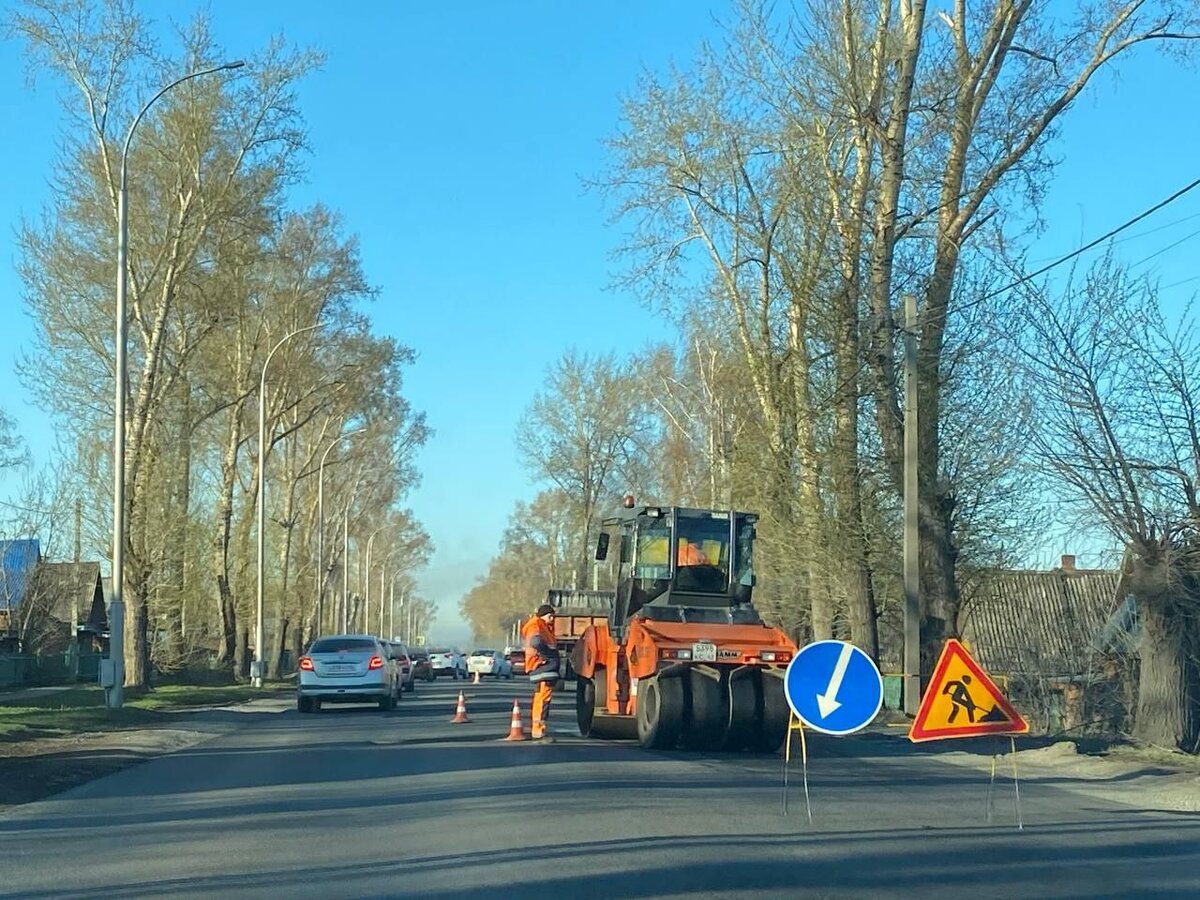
[297,635,400,712]
[468,648,513,679]
[386,641,416,693]
[506,648,526,675]
[410,648,434,682]
[428,648,467,679]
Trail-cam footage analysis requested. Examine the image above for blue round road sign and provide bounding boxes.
[784,639,883,736]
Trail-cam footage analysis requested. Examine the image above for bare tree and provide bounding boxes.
[1014,257,1200,749]
[516,351,653,585]
[0,410,27,471]
[11,0,323,688]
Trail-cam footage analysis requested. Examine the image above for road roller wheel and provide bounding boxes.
[751,670,790,753]
[577,675,598,737]
[681,667,728,750]
[722,667,758,751]
[637,674,684,749]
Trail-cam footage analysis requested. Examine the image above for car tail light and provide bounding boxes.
[760,651,792,663]
[368,655,384,670]
[299,657,314,671]
[659,649,692,660]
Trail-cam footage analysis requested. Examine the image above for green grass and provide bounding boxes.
[0,682,289,740]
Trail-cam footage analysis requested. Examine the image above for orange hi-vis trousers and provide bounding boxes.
[531,681,554,738]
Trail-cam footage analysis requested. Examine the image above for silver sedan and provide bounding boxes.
[297,635,399,712]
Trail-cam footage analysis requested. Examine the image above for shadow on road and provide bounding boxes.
[5,820,1200,899]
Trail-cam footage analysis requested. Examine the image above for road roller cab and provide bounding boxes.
[572,499,796,752]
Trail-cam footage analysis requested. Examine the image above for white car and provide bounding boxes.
[468,648,513,679]
[427,648,467,679]
[297,635,400,712]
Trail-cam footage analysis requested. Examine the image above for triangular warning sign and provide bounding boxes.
[908,639,1028,742]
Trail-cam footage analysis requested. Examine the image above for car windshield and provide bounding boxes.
[472,650,495,657]
[309,637,376,653]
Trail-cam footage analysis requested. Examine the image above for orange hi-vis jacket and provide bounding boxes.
[522,614,560,683]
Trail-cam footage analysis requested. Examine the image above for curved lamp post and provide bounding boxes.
[363,526,386,633]
[109,59,244,710]
[254,322,324,687]
[315,427,366,635]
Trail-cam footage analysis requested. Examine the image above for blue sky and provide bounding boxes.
[1,2,1198,644]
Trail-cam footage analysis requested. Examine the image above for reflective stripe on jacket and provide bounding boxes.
[522,615,559,681]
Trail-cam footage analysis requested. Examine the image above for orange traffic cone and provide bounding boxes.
[503,698,527,741]
[472,670,481,685]
[450,691,469,724]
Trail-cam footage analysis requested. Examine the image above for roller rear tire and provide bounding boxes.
[681,668,728,751]
[637,674,684,750]
[751,672,789,753]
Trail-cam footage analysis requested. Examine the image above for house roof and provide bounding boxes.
[958,567,1123,678]
[31,562,107,627]
[1,539,41,609]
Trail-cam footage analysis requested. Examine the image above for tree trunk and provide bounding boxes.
[230,463,259,683]
[235,625,249,681]
[272,617,290,677]
[917,247,962,645]
[269,474,298,679]
[1135,593,1195,750]
[832,371,878,659]
[212,398,246,666]
[122,450,155,690]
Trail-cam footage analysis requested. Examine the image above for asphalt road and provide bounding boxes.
[2,678,1198,899]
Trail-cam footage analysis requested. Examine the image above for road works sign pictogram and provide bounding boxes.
[908,639,1028,742]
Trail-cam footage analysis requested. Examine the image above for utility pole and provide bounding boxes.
[903,293,921,716]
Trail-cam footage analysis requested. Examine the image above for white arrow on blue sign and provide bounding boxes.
[783,639,883,736]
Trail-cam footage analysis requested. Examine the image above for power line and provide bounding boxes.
[1025,210,1200,265]
[1128,226,1200,271]
[979,174,1200,304]
[959,175,1200,314]
[1161,273,1200,292]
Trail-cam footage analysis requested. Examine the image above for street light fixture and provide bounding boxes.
[108,59,244,710]
[379,547,407,637]
[316,427,366,635]
[254,322,325,687]
[364,526,386,633]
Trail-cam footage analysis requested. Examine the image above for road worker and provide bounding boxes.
[522,603,560,741]
[677,540,709,566]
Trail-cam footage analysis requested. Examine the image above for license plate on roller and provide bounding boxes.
[692,642,717,662]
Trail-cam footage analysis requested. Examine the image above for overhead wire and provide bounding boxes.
[918,174,1200,327]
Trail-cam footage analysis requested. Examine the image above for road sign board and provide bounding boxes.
[784,640,883,735]
[908,639,1029,742]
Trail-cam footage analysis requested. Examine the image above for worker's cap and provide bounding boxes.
[536,603,555,617]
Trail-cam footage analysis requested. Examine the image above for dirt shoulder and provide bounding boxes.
[931,738,1200,813]
[0,684,290,813]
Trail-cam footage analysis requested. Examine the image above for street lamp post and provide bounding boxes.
[379,547,406,637]
[342,508,350,633]
[379,563,387,637]
[254,322,323,688]
[109,60,244,710]
[315,428,365,636]
[387,578,395,639]
[364,527,385,634]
